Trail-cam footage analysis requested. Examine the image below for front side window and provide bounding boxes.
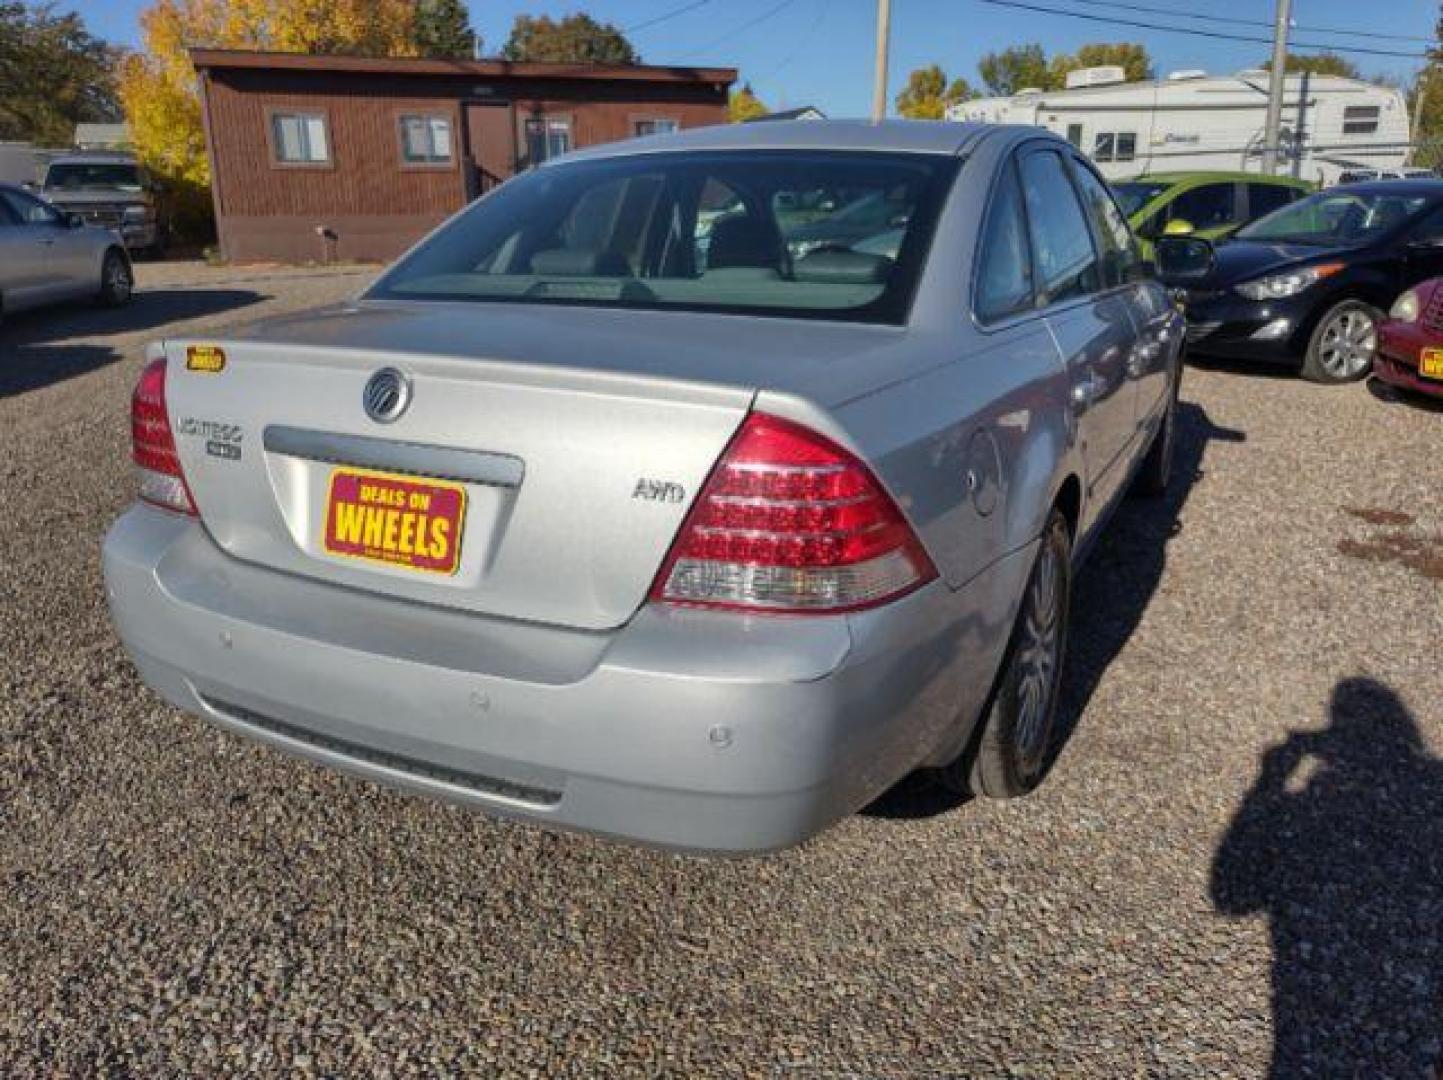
[1070,161,1140,287]
[1018,149,1099,303]
[1113,180,1171,218]
[634,118,679,137]
[370,150,958,324]
[1238,190,1432,245]
[1170,183,1236,229]
[524,118,572,167]
[271,113,330,164]
[974,159,1034,322]
[0,188,59,225]
[1247,183,1296,219]
[399,115,452,164]
[1343,105,1380,135]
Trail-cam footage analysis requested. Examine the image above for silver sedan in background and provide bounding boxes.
[0,182,133,323]
[103,121,1182,853]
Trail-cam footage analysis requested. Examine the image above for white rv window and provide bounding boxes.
[1115,133,1136,162]
[1343,106,1380,135]
[1091,132,1137,164]
[1066,124,1083,148]
[1093,132,1116,162]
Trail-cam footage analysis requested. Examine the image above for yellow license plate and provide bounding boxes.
[323,468,466,575]
[1420,348,1443,380]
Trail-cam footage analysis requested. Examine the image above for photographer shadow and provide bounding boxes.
[1211,678,1443,1076]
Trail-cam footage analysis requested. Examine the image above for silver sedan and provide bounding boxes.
[103,121,1182,853]
[0,182,133,323]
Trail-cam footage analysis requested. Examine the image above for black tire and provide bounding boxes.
[1301,299,1379,384]
[97,249,133,307]
[939,509,1072,799]
[1131,370,1179,498]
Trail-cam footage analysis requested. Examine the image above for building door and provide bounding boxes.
[463,102,516,200]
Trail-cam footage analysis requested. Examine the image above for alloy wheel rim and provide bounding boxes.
[1318,310,1375,378]
[1014,540,1064,770]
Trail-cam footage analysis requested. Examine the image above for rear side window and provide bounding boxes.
[1247,183,1296,220]
[1069,161,1141,287]
[974,160,1034,322]
[1170,183,1237,228]
[1018,150,1099,304]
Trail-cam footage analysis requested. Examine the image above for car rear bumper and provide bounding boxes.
[1376,320,1443,398]
[103,504,1029,853]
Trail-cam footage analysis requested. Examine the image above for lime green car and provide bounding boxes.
[1112,172,1313,259]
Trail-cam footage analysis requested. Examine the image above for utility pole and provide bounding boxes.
[872,0,892,123]
[1411,70,1430,166]
[1261,0,1292,173]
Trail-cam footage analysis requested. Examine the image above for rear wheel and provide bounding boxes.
[1301,300,1378,384]
[938,509,1072,798]
[97,249,133,307]
[1131,371,1179,498]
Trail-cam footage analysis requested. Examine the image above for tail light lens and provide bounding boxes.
[131,358,196,515]
[650,412,937,613]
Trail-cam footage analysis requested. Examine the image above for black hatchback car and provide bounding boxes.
[1158,180,1443,382]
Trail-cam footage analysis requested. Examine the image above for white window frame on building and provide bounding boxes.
[1092,130,1137,164]
[1342,105,1381,135]
[523,116,573,167]
[268,111,331,166]
[398,113,453,166]
[633,117,680,137]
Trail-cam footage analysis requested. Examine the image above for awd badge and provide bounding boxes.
[186,345,227,373]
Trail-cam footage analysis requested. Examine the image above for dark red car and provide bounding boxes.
[1377,277,1443,398]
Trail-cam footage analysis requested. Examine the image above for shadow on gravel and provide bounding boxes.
[1366,374,1443,414]
[1185,354,1300,381]
[867,398,1246,820]
[1212,678,1443,1078]
[0,288,263,398]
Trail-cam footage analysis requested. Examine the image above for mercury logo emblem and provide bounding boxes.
[363,367,411,424]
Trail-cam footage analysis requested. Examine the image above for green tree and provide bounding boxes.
[0,2,119,145]
[414,0,476,59]
[728,83,768,123]
[977,43,1049,96]
[1261,52,1360,78]
[895,64,976,119]
[502,14,638,64]
[1050,42,1152,87]
[1410,10,1443,168]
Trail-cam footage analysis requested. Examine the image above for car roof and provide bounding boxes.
[1123,171,1308,185]
[1328,179,1443,196]
[46,153,138,165]
[558,119,1030,164]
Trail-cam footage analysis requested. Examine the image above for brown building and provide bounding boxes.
[191,50,737,264]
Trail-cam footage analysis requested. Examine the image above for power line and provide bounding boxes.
[1068,0,1435,45]
[976,0,1431,61]
[754,0,833,82]
[625,0,713,35]
[677,0,808,60]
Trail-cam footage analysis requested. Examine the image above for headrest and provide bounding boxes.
[707,214,783,270]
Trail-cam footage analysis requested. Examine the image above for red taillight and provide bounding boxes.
[650,412,937,613]
[131,358,196,515]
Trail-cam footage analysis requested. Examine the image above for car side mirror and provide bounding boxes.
[1163,218,1196,237]
[1154,236,1215,284]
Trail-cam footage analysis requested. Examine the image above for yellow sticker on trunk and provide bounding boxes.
[186,345,227,373]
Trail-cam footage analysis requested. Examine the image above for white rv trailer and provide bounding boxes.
[947,68,1411,187]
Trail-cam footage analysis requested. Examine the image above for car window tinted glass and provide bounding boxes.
[44,162,144,191]
[1247,183,1296,219]
[1018,150,1099,303]
[1170,183,1236,228]
[1237,191,1431,245]
[1113,181,1171,217]
[1070,162,1141,287]
[975,160,1033,322]
[0,188,58,225]
[1408,206,1443,244]
[371,151,959,324]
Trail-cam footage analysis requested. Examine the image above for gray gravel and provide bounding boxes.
[2,263,1441,1076]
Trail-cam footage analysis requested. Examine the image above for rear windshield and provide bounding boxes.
[369,151,959,324]
[44,162,144,191]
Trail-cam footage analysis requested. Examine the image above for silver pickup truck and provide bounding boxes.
[36,152,159,252]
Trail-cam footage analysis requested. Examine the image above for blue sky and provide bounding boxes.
[81,0,1438,116]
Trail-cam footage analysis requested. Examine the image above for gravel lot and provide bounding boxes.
[2,262,1441,1076]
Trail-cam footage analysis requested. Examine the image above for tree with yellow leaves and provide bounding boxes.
[118,0,428,241]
